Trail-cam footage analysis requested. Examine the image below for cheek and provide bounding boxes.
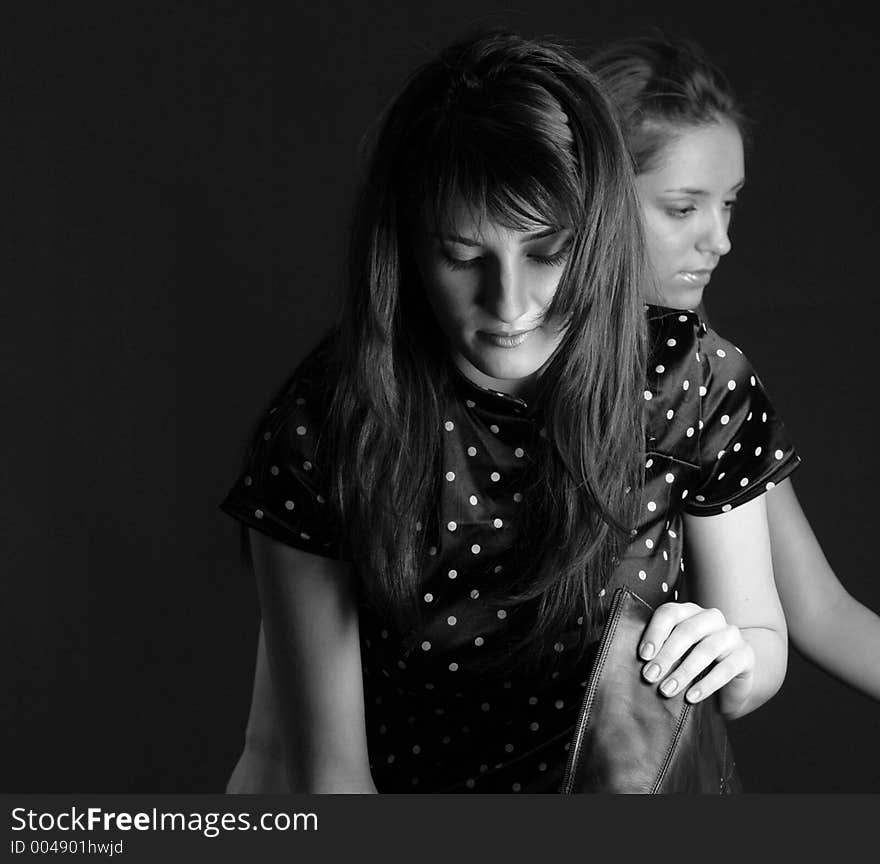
[421,266,475,329]
[534,268,564,304]
[647,222,687,274]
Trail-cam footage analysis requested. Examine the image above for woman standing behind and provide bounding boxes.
[591,34,880,701]
[221,30,794,794]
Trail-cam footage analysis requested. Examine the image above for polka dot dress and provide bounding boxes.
[221,305,800,793]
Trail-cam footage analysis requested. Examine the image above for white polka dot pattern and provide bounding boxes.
[219,305,800,793]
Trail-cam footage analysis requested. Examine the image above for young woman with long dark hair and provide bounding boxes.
[220,30,796,794]
[591,33,880,701]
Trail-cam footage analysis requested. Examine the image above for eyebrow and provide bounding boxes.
[434,226,566,246]
[662,179,746,196]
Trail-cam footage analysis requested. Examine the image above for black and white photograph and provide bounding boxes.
[4,0,878,840]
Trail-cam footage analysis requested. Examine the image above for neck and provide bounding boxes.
[451,354,544,403]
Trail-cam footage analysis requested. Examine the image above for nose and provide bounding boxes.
[696,210,732,257]
[480,256,530,323]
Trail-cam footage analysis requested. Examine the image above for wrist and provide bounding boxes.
[723,627,787,719]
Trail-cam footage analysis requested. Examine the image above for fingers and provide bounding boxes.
[652,626,742,699]
[638,603,754,701]
[639,603,725,668]
[638,602,705,663]
[683,643,755,703]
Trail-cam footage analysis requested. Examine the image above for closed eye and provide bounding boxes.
[440,248,485,270]
[440,242,572,271]
[529,245,571,266]
[440,250,484,271]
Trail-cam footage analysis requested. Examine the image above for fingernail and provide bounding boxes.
[644,663,660,682]
[686,688,701,702]
[639,642,655,660]
[660,678,678,696]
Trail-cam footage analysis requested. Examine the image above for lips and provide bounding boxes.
[481,327,534,338]
[477,327,536,348]
[678,269,714,286]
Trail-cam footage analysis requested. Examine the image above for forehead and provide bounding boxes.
[643,121,744,193]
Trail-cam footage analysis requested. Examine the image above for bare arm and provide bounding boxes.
[639,497,787,720]
[658,496,787,718]
[250,529,376,793]
[767,479,880,701]
[682,495,788,718]
[225,626,289,793]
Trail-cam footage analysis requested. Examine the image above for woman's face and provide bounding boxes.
[415,200,572,396]
[636,119,744,309]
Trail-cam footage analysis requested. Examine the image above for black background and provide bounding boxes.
[3,0,877,792]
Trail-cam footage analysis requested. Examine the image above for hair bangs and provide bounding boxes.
[411,86,584,238]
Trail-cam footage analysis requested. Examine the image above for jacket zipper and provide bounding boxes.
[649,699,691,793]
[558,587,627,794]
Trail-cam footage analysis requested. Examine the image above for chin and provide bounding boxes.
[475,354,543,381]
[658,284,704,311]
[464,346,549,385]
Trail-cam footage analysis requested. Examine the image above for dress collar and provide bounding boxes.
[644,303,701,324]
[644,304,707,336]
[446,306,703,418]
[447,361,536,419]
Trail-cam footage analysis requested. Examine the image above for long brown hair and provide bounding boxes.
[326,30,648,652]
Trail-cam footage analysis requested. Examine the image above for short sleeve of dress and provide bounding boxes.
[686,328,801,516]
[219,361,347,560]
